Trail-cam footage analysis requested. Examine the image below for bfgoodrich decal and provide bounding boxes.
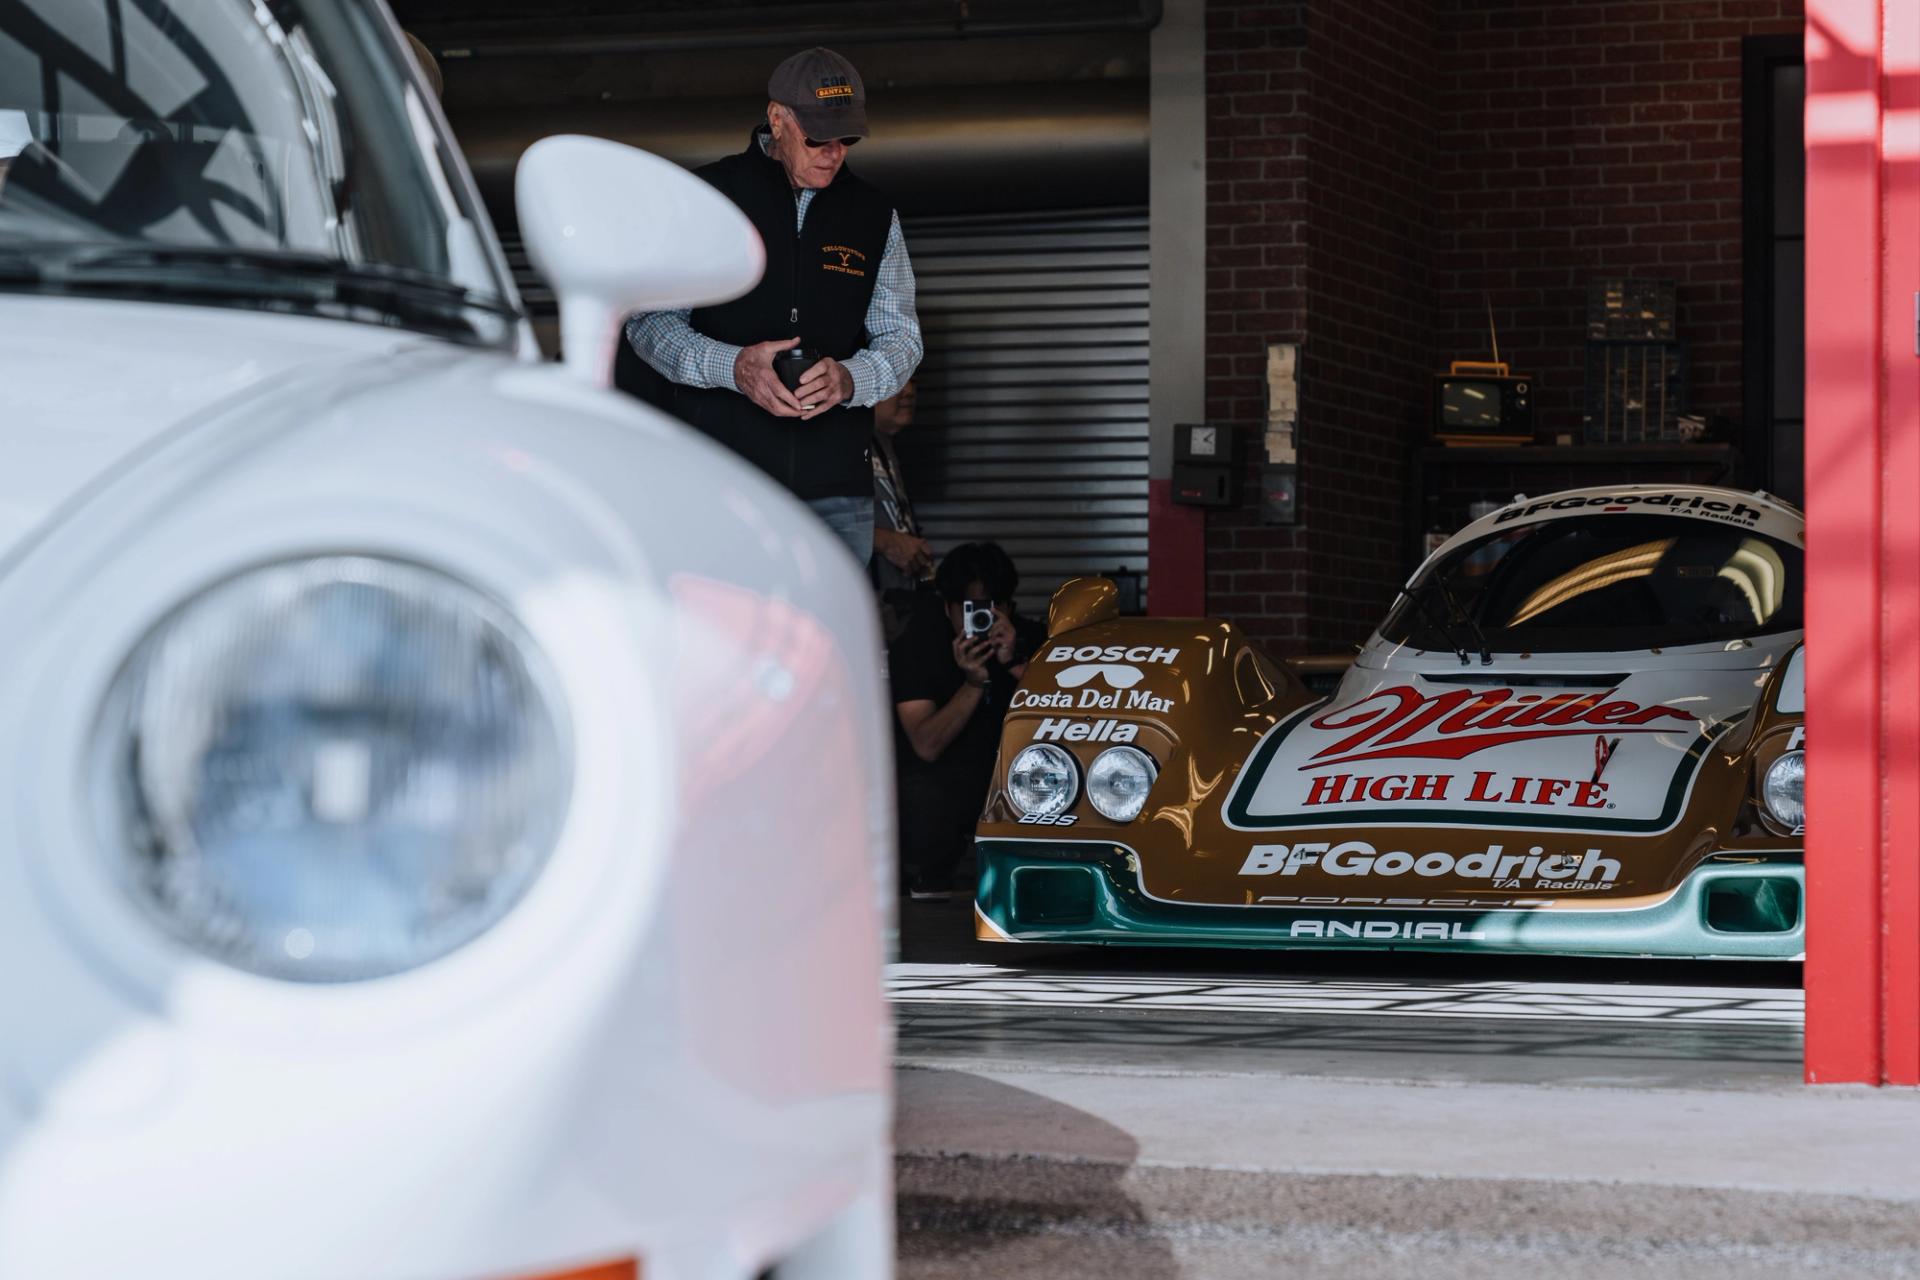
[1497,493,1764,527]
[1238,840,1621,890]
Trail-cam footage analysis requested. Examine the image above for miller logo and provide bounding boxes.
[1303,685,1696,768]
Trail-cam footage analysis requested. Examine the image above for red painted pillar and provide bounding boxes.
[1803,0,1920,1085]
[1148,481,1207,617]
[1878,0,1920,1086]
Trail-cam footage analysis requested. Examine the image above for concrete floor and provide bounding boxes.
[891,899,1920,1278]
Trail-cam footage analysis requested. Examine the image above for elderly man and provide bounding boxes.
[626,47,923,566]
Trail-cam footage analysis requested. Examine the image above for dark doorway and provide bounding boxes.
[1742,34,1805,507]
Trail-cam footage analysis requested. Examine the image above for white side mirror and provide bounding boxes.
[516,135,764,385]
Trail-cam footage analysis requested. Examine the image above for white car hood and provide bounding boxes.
[0,298,446,562]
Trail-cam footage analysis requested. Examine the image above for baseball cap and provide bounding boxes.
[768,47,869,142]
[0,110,32,161]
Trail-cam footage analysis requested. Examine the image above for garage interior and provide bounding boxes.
[397,0,1806,642]
[393,0,1914,1093]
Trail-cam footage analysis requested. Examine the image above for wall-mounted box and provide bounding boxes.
[1171,423,1238,508]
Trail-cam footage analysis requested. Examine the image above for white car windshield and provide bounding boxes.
[0,0,518,346]
[1382,514,1806,655]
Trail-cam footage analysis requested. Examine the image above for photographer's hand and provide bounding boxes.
[795,356,854,420]
[952,635,992,686]
[734,337,807,417]
[986,612,1018,666]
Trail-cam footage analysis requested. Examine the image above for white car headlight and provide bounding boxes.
[1761,749,1805,831]
[100,557,569,982]
[1007,744,1078,818]
[1087,746,1158,823]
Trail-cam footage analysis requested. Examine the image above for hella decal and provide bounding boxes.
[1030,717,1140,744]
[1287,920,1488,941]
[1238,840,1622,889]
[1305,685,1696,767]
[1496,493,1764,526]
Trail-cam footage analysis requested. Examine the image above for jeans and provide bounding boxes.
[807,495,875,569]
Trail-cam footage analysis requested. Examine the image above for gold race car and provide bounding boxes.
[974,484,1807,958]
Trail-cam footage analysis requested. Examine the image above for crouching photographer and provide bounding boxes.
[889,542,1042,899]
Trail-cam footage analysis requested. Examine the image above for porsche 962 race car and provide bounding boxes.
[975,484,1806,959]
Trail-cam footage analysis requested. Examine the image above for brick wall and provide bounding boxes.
[1202,0,1802,652]
[1202,0,1437,652]
[1433,0,1804,440]
[1300,0,1439,648]
[1202,1,1310,649]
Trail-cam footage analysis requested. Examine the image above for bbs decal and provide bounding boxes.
[1018,813,1079,827]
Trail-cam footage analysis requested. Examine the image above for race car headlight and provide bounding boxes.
[1007,743,1078,818]
[1761,749,1805,830]
[100,557,569,983]
[1087,746,1158,823]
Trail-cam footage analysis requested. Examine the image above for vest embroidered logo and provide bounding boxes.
[822,243,867,277]
[1304,685,1697,767]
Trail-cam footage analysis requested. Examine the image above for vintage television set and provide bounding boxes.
[1432,360,1533,445]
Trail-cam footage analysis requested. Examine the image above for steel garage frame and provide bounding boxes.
[1804,0,1920,1085]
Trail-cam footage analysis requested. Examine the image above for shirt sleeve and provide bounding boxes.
[888,601,953,706]
[841,212,924,409]
[624,309,744,393]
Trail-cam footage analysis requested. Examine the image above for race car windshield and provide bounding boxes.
[1381,514,1804,654]
[0,0,517,346]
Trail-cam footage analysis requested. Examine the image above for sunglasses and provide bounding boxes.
[804,134,861,149]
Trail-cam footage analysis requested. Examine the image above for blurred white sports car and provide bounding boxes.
[0,4,893,1279]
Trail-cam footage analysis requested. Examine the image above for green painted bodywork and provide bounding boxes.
[975,839,1805,959]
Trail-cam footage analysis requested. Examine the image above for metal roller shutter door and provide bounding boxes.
[898,208,1149,617]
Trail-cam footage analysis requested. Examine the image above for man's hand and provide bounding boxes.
[874,527,934,577]
[734,337,807,417]
[952,634,992,686]
[795,356,854,420]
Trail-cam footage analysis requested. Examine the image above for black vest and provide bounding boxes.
[675,129,893,500]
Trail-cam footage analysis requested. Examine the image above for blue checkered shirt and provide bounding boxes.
[624,178,922,409]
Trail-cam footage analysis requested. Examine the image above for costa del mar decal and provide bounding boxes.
[1224,678,1739,835]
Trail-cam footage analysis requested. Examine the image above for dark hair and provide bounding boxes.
[935,541,1019,605]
